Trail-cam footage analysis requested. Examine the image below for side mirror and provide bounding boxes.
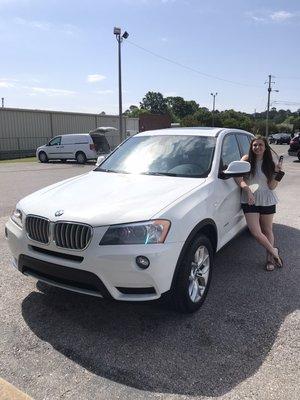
[220,160,250,179]
[95,155,106,167]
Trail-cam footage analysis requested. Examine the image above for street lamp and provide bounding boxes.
[265,75,279,137]
[113,27,129,143]
[210,92,218,127]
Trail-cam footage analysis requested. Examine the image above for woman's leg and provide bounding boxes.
[260,213,275,269]
[260,213,275,246]
[244,212,278,257]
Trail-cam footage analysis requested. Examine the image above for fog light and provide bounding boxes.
[136,255,150,269]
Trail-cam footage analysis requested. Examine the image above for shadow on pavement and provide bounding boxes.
[21,224,300,397]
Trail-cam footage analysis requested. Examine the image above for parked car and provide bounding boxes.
[36,132,111,164]
[288,133,300,160]
[269,133,291,145]
[6,128,253,313]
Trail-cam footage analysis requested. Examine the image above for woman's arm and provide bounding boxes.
[234,155,255,205]
[268,160,283,190]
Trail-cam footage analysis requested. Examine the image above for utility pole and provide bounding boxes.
[1,97,4,108]
[210,92,218,127]
[265,75,279,137]
[113,27,129,143]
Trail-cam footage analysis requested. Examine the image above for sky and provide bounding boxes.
[0,0,299,115]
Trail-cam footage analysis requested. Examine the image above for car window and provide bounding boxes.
[220,134,241,170]
[49,137,61,146]
[237,134,251,157]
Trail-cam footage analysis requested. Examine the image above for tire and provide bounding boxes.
[298,153,300,161]
[38,152,48,163]
[171,234,213,313]
[75,152,87,164]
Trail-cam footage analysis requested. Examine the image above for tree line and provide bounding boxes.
[124,91,300,135]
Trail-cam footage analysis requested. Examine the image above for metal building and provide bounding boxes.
[0,108,139,159]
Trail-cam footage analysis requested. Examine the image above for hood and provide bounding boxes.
[19,171,206,225]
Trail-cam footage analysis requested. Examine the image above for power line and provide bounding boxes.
[126,40,263,89]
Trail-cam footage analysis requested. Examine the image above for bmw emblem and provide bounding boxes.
[55,210,64,217]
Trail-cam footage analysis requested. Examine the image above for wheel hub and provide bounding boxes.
[188,245,210,303]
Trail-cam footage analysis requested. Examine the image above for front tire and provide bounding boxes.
[75,152,87,164]
[172,234,213,313]
[38,152,48,163]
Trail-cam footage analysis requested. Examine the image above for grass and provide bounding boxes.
[0,157,37,164]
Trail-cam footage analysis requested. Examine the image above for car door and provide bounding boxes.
[214,133,244,245]
[46,136,62,159]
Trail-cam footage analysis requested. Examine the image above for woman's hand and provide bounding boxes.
[243,186,255,205]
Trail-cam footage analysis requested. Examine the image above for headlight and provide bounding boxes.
[100,220,171,245]
[11,208,23,228]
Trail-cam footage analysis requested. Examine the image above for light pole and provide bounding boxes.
[210,92,218,127]
[265,75,279,137]
[113,27,129,143]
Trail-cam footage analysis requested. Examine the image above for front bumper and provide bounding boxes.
[5,218,183,301]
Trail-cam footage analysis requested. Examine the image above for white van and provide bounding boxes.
[36,133,111,164]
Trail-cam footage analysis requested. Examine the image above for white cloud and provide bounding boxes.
[270,11,294,21]
[247,10,297,23]
[0,81,14,88]
[14,17,51,31]
[0,78,17,88]
[29,87,76,96]
[13,17,77,35]
[87,74,106,83]
[161,37,168,42]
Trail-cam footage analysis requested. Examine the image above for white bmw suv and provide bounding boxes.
[5,128,252,313]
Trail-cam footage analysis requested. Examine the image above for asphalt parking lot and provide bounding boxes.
[0,147,299,400]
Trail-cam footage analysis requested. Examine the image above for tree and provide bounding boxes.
[140,91,168,114]
[123,105,150,118]
[166,97,199,119]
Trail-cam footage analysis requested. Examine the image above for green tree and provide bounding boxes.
[140,91,168,114]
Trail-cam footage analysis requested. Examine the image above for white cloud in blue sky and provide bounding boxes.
[0,0,299,114]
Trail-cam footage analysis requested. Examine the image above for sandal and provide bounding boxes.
[273,247,283,268]
[265,261,275,271]
[265,251,275,271]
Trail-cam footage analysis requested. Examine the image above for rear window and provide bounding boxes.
[91,134,110,153]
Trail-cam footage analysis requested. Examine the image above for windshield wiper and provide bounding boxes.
[97,168,118,173]
[142,171,179,177]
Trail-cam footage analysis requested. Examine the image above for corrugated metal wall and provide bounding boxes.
[0,108,139,157]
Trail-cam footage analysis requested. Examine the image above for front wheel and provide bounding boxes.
[172,234,213,313]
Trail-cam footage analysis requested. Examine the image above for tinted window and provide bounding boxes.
[237,134,251,156]
[49,137,61,146]
[96,135,216,178]
[221,135,241,170]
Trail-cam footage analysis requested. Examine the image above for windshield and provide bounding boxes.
[95,135,216,178]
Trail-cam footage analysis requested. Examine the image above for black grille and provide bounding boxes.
[54,222,92,250]
[29,246,84,262]
[26,216,50,244]
[19,254,111,298]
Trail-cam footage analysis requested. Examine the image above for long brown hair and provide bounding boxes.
[248,136,277,181]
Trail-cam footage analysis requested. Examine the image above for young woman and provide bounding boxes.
[236,136,284,271]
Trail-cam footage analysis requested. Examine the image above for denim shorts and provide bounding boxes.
[241,204,276,215]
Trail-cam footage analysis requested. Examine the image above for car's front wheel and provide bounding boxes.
[172,234,213,313]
